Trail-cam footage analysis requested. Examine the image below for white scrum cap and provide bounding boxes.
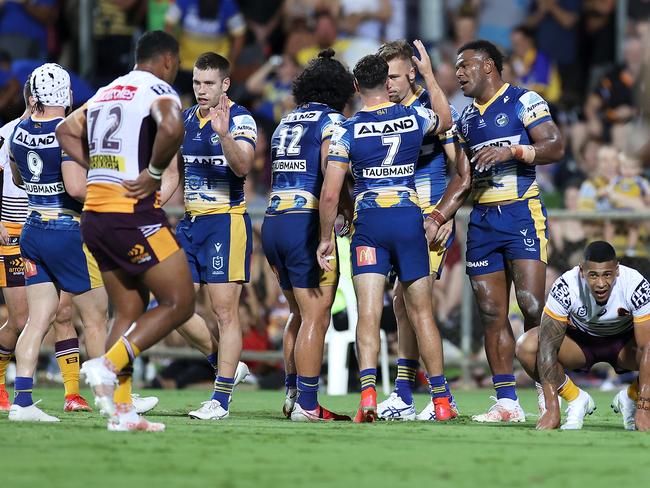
[30,63,71,108]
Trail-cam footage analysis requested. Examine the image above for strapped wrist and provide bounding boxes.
[511,144,536,164]
[147,164,164,180]
[426,208,446,226]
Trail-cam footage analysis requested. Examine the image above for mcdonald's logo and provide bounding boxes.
[356,246,377,266]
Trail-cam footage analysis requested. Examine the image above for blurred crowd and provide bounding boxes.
[1,0,650,387]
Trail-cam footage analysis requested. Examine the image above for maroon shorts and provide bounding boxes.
[80,208,180,276]
[566,327,634,373]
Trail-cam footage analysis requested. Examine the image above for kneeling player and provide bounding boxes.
[516,241,650,430]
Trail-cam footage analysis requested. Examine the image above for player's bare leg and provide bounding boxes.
[352,273,385,422]
[176,284,217,356]
[72,287,108,359]
[510,260,546,333]
[9,282,60,422]
[0,287,28,410]
[290,285,350,421]
[402,275,453,421]
[281,289,300,417]
[470,270,525,422]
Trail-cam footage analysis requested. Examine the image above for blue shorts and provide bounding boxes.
[465,198,548,276]
[176,213,252,284]
[20,216,102,294]
[351,207,429,282]
[261,212,338,290]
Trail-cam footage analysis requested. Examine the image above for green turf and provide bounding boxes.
[2,387,649,488]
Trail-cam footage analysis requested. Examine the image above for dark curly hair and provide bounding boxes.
[457,40,504,75]
[292,49,355,113]
[353,54,388,91]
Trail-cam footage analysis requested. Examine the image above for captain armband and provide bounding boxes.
[510,145,536,164]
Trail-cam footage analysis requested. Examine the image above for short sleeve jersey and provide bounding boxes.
[405,87,460,212]
[455,83,552,204]
[84,70,182,213]
[0,118,28,224]
[10,117,81,219]
[328,102,438,213]
[544,264,650,337]
[181,102,257,216]
[267,103,345,215]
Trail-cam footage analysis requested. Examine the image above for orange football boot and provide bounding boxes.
[0,385,10,411]
[433,396,454,421]
[64,394,93,412]
[353,388,378,423]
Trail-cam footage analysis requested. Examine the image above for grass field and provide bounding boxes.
[2,387,649,488]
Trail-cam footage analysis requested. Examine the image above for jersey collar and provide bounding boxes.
[403,86,423,107]
[473,83,510,116]
[360,101,394,111]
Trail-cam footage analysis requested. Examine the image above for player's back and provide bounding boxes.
[267,102,344,214]
[84,70,181,214]
[330,102,437,212]
[10,116,81,220]
[0,118,28,226]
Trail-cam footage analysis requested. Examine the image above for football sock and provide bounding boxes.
[394,358,418,403]
[558,375,580,402]
[0,344,13,386]
[13,376,33,407]
[114,365,133,405]
[55,338,80,397]
[285,373,297,391]
[105,336,140,372]
[360,368,377,392]
[493,374,517,401]
[297,375,319,410]
[428,375,447,399]
[445,380,456,404]
[628,377,639,401]
[206,353,218,371]
[211,376,234,409]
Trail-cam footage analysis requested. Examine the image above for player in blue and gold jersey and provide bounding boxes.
[7,64,109,422]
[318,42,455,422]
[261,49,355,422]
[375,40,471,421]
[161,52,256,420]
[446,40,564,423]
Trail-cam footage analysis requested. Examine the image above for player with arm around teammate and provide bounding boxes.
[261,49,355,421]
[517,241,650,431]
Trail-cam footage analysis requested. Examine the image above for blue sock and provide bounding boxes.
[394,358,418,404]
[14,376,33,407]
[285,373,297,392]
[493,374,517,401]
[296,375,319,410]
[206,353,218,371]
[211,376,234,409]
[359,368,377,392]
[428,375,447,399]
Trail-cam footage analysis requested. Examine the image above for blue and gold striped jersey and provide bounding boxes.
[405,87,460,213]
[181,102,257,216]
[456,83,552,204]
[267,102,345,215]
[9,117,82,220]
[328,102,438,213]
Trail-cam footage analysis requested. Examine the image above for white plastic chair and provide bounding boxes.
[325,276,390,396]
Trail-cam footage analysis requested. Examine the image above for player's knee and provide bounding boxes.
[515,329,539,363]
[515,289,543,323]
[7,312,28,332]
[212,305,238,329]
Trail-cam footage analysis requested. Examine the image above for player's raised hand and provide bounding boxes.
[316,238,335,272]
[210,94,231,138]
[472,146,513,173]
[411,39,434,78]
[123,169,162,199]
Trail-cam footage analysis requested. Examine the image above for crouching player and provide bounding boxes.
[516,241,650,430]
[262,49,355,421]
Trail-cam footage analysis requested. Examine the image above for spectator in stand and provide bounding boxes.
[245,54,300,123]
[0,0,58,60]
[441,6,478,63]
[584,36,644,148]
[471,0,533,49]
[548,179,587,271]
[237,0,286,55]
[295,10,348,66]
[435,60,471,113]
[282,0,339,58]
[581,0,617,89]
[339,0,392,42]
[94,0,145,87]
[510,25,562,105]
[165,0,246,95]
[525,0,581,107]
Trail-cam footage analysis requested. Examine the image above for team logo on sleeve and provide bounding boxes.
[550,278,572,311]
[631,280,650,310]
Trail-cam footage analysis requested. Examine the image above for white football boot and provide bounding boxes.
[283,387,297,418]
[131,394,159,414]
[8,400,60,422]
[611,389,636,431]
[233,362,250,386]
[108,404,165,432]
[188,399,229,420]
[560,390,596,430]
[472,397,526,423]
[377,393,416,421]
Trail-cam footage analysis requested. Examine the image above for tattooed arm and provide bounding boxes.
[536,312,568,430]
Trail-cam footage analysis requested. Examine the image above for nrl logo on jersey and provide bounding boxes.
[353,115,418,138]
